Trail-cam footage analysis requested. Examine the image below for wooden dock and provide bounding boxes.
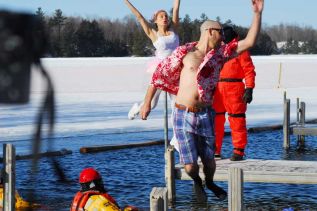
[175,159,317,184]
[162,147,317,211]
[283,95,317,149]
[292,124,317,136]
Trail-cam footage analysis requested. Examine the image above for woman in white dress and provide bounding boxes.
[124,0,181,120]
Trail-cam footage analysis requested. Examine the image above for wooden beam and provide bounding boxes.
[165,145,175,206]
[0,149,72,162]
[175,159,317,184]
[283,99,290,149]
[3,144,15,211]
[228,167,244,211]
[150,187,168,211]
[292,126,317,136]
[80,140,164,153]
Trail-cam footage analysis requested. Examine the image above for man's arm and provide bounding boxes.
[140,85,157,120]
[236,0,264,53]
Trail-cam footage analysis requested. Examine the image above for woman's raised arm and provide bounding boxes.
[124,0,156,42]
[172,0,180,31]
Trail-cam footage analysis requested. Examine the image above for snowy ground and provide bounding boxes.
[34,55,317,126]
[1,55,317,141]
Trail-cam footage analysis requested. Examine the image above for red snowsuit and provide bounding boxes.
[213,51,255,156]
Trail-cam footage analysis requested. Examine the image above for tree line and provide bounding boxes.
[35,8,317,57]
[264,24,317,54]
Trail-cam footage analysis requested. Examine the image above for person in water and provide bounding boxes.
[124,0,181,120]
[70,167,137,211]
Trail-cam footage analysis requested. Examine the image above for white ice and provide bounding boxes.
[1,55,317,141]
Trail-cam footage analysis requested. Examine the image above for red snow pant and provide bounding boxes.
[213,81,247,156]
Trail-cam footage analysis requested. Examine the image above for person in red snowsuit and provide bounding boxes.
[213,26,256,161]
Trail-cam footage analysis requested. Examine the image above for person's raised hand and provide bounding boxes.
[252,0,264,13]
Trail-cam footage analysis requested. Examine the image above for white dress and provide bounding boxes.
[129,31,179,113]
[146,30,180,73]
[128,30,180,150]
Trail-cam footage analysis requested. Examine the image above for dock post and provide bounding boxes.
[296,98,301,143]
[283,99,290,149]
[298,102,306,148]
[228,167,244,211]
[3,144,16,211]
[150,187,168,211]
[296,98,300,123]
[164,91,169,150]
[165,145,175,206]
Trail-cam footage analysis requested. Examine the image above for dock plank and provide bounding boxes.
[292,125,317,136]
[175,159,317,184]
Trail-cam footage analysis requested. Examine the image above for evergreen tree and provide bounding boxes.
[75,20,107,57]
[107,39,129,56]
[283,38,301,54]
[34,7,49,55]
[48,9,67,56]
[62,20,79,57]
[301,39,317,54]
[179,14,193,44]
[200,13,208,22]
[35,7,46,25]
[131,27,152,56]
[251,32,278,55]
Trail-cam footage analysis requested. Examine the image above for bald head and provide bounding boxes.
[200,20,221,33]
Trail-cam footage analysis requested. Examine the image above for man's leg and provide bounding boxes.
[184,162,207,203]
[201,158,227,200]
[173,108,208,202]
[179,133,207,203]
[197,132,228,200]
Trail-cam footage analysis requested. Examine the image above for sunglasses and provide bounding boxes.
[206,28,224,36]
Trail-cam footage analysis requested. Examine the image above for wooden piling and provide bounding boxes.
[296,98,301,143]
[300,102,306,125]
[3,144,15,211]
[298,102,306,147]
[150,187,168,211]
[283,99,290,149]
[228,167,244,211]
[164,92,169,151]
[165,145,175,206]
[296,98,300,123]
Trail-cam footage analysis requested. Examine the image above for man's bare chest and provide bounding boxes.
[182,51,205,73]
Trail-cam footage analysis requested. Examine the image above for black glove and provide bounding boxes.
[243,88,253,104]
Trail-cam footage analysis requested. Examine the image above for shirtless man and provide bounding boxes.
[140,0,264,202]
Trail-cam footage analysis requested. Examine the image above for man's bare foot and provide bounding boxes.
[206,182,227,200]
[193,181,207,203]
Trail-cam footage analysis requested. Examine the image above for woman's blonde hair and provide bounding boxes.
[151,9,168,22]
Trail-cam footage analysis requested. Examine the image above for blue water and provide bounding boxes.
[1,95,317,211]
